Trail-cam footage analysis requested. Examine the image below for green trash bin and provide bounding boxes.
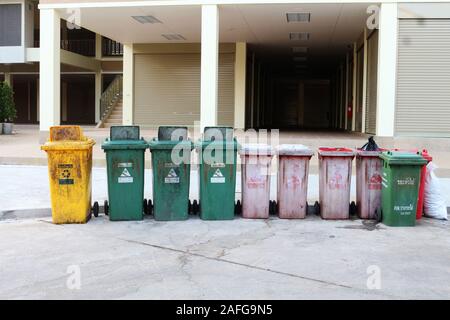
[148,126,193,221]
[196,127,239,220]
[101,126,148,221]
[379,151,427,227]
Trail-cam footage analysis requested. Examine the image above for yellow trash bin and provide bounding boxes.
[41,126,96,224]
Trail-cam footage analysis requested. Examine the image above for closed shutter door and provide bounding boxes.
[217,53,235,126]
[396,19,450,137]
[365,30,378,134]
[134,53,234,127]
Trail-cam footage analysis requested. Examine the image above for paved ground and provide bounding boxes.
[0,165,449,299]
[0,214,449,299]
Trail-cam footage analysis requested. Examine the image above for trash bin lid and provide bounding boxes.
[318,147,355,157]
[196,138,239,150]
[41,126,95,151]
[239,144,274,156]
[102,138,148,150]
[421,149,433,162]
[148,139,193,150]
[203,127,234,141]
[379,151,427,165]
[158,126,188,141]
[110,126,140,141]
[49,126,82,141]
[356,148,388,157]
[277,144,313,156]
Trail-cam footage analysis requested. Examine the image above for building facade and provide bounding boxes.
[1,1,450,137]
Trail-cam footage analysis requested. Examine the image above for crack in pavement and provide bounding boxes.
[118,237,357,291]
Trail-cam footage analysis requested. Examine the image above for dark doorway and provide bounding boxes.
[61,74,95,124]
[13,74,39,124]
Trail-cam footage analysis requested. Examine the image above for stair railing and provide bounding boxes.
[99,75,123,126]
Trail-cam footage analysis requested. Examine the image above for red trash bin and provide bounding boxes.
[417,149,432,219]
[318,147,355,220]
[240,144,274,219]
[276,144,314,219]
[356,149,385,219]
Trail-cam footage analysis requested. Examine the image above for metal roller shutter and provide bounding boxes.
[365,30,378,134]
[134,53,234,127]
[396,19,450,137]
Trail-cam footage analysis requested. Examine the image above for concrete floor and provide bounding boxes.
[0,215,449,299]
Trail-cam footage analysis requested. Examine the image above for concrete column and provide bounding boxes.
[352,42,357,131]
[376,3,398,137]
[95,72,102,123]
[95,33,102,59]
[4,73,12,86]
[122,44,134,125]
[94,34,102,124]
[234,42,246,129]
[344,53,349,130]
[200,4,219,131]
[39,9,60,137]
[361,28,369,133]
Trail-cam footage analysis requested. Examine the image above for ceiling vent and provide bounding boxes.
[286,12,311,23]
[161,34,186,40]
[293,56,307,62]
[292,46,308,53]
[289,32,310,41]
[132,15,162,24]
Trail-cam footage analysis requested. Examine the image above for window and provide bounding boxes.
[0,4,22,46]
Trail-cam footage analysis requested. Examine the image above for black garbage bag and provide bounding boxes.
[361,136,380,151]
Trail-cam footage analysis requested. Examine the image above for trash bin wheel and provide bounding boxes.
[143,199,148,215]
[306,201,309,215]
[374,207,382,223]
[314,201,320,215]
[269,200,277,216]
[349,201,357,216]
[188,200,192,215]
[104,200,109,216]
[192,200,199,215]
[92,201,99,217]
[234,200,242,215]
[148,199,153,215]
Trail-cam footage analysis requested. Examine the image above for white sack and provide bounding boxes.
[423,162,448,220]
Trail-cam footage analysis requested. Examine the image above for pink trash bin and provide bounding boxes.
[356,149,385,219]
[318,147,355,220]
[240,144,274,219]
[276,144,314,219]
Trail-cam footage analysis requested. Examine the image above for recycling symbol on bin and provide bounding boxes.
[61,169,71,179]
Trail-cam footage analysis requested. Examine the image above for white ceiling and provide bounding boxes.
[58,3,373,56]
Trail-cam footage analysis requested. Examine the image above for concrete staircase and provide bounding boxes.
[101,99,122,128]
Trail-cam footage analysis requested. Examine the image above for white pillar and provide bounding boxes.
[39,9,60,134]
[234,42,246,129]
[361,28,369,133]
[200,4,219,131]
[122,44,134,125]
[344,53,349,130]
[4,73,12,86]
[376,3,398,137]
[352,42,357,131]
[94,33,103,123]
[95,33,102,59]
[95,72,102,123]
